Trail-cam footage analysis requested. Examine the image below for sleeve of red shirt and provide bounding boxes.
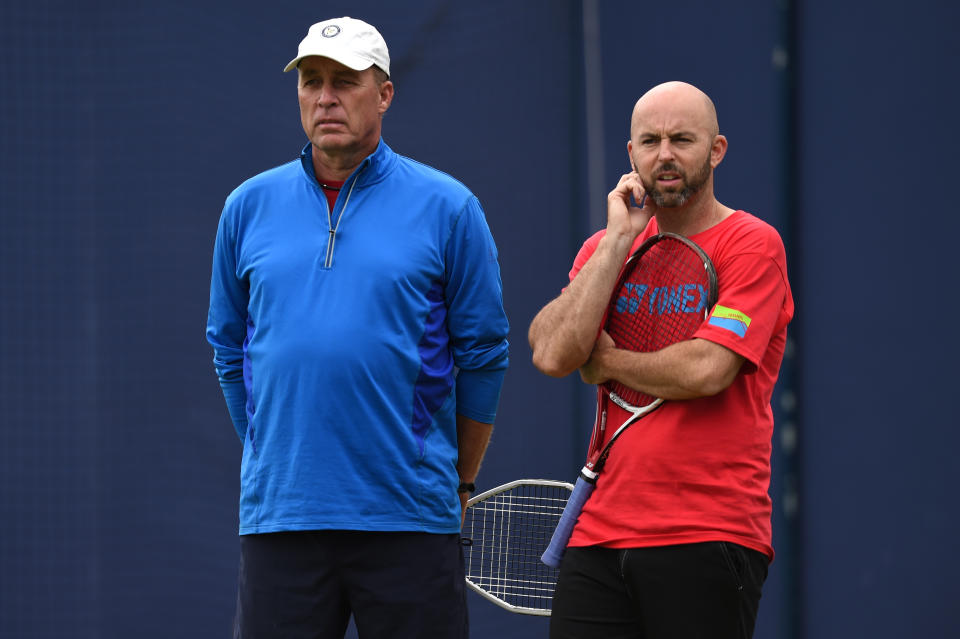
[694,237,791,374]
[567,230,606,283]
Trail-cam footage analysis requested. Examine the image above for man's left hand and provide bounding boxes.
[579,330,615,385]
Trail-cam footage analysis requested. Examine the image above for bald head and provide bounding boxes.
[626,81,728,213]
[630,81,719,140]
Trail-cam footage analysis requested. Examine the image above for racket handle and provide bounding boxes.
[540,474,596,568]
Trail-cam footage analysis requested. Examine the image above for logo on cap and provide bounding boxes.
[321,25,341,38]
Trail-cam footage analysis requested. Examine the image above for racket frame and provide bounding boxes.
[586,232,717,476]
[462,479,574,616]
[541,232,718,568]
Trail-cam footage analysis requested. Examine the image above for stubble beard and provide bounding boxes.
[644,155,712,208]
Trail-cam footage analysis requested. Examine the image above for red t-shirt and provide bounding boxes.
[566,211,794,560]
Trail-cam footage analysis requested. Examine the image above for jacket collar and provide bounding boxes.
[299,138,396,189]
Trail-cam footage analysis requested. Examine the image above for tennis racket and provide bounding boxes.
[541,232,718,568]
[461,479,574,616]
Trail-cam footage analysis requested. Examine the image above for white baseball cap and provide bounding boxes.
[283,17,390,77]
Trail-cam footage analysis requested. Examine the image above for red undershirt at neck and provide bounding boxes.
[319,179,344,211]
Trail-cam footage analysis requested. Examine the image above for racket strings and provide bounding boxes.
[605,237,713,408]
[462,484,570,611]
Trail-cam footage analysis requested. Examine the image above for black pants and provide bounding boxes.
[550,542,768,639]
[234,530,468,639]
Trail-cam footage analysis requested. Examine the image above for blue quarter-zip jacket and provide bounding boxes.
[206,140,510,534]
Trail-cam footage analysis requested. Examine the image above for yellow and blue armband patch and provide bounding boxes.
[708,304,752,338]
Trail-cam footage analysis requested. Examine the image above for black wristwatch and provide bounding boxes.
[457,481,476,494]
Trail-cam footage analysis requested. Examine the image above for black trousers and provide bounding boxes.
[234,530,468,639]
[550,542,768,639]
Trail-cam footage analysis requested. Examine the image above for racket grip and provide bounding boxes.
[540,474,596,568]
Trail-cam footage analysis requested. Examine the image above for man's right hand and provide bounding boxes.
[607,171,654,240]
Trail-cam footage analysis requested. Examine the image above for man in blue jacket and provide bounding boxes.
[206,16,509,638]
